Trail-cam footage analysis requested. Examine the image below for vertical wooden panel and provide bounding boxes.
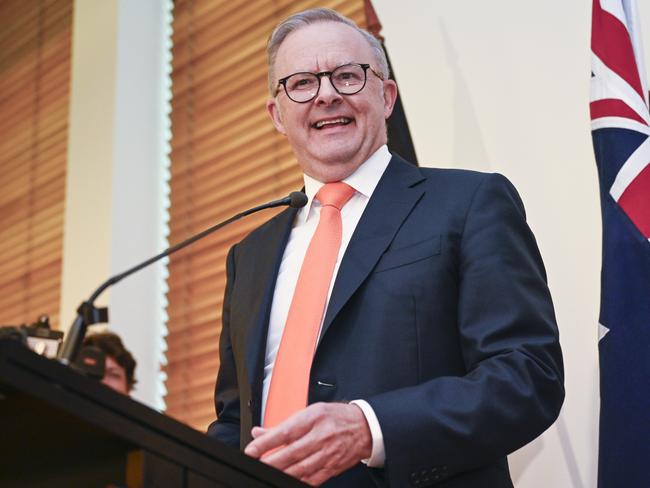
[0,0,71,331]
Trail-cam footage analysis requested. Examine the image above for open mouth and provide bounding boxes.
[312,117,353,130]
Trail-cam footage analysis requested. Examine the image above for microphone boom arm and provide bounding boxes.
[57,192,307,364]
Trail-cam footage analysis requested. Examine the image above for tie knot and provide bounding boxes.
[315,182,355,210]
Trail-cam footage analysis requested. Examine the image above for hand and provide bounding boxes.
[244,402,372,486]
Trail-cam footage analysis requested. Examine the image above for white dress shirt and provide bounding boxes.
[261,145,392,467]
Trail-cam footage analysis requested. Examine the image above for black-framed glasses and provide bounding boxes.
[275,63,384,103]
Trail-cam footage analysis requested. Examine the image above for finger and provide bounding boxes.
[262,406,357,473]
[299,445,360,487]
[245,411,315,457]
[246,427,287,457]
[251,426,268,439]
[245,424,297,457]
[283,448,337,487]
[260,427,322,471]
[303,468,337,488]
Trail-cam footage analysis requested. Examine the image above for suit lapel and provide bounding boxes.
[319,156,426,342]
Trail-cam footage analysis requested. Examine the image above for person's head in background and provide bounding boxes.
[83,332,137,395]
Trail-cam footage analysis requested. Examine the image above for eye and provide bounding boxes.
[288,74,317,91]
[105,367,125,381]
[333,66,364,85]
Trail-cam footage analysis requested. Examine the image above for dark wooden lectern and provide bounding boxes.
[0,339,307,488]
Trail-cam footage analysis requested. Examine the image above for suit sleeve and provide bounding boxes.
[366,173,565,485]
[206,244,241,448]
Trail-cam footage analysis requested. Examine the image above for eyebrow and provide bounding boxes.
[281,60,358,76]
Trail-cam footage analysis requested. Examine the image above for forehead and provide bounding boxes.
[274,21,374,76]
[105,356,124,372]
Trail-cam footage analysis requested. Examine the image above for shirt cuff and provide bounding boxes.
[349,399,386,467]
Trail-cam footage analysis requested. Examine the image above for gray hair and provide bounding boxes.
[266,8,390,94]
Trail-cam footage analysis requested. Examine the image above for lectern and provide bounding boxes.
[0,339,307,487]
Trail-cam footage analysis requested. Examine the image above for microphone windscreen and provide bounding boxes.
[289,191,308,208]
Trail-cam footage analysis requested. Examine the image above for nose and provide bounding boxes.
[314,75,342,105]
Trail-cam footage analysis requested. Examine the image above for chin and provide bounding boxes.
[306,159,362,182]
[314,144,361,164]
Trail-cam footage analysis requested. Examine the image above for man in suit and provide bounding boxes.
[207,8,564,488]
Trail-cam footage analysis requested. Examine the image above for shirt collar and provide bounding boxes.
[299,145,392,223]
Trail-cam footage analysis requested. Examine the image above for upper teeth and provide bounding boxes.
[315,118,349,128]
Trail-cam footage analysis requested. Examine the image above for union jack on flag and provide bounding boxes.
[591,0,650,486]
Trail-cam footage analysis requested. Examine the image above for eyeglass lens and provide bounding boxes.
[284,64,367,102]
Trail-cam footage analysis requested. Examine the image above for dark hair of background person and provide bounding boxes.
[83,332,137,391]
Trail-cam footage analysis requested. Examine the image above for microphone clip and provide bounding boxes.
[77,301,109,327]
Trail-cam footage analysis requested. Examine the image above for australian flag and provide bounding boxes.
[591,0,650,486]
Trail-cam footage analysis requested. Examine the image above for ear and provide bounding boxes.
[266,98,287,135]
[382,79,398,119]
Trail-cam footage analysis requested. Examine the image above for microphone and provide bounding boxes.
[57,191,308,364]
[287,191,308,208]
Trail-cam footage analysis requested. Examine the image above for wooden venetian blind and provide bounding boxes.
[0,0,72,331]
[165,0,366,430]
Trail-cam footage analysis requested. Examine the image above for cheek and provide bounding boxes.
[277,103,309,134]
[355,94,385,123]
[365,104,387,129]
[102,374,128,394]
[111,380,128,394]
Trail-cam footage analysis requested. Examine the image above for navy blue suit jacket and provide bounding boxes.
[207,155,564,487]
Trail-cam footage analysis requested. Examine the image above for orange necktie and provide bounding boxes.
[264,182,356,428]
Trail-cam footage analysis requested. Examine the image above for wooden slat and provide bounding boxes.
[0,267,61,322]
[0,126,67,186]
[0,0,71,52]
[164,364,220,391]
[0,56,70,131]
[0,185,64,232]
[0,22,71,97]
[0,102,69,164]
[0,206,64,253]
[0,267,62,306]
[0,0,70,332]
[0,176,65,223]
[165,383,220,411]
[0,242,63,285]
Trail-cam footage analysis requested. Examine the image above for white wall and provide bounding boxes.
[61,0,171,409]
[372,1,650,486]
[61,1,118,344]
[108,0,172,411]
